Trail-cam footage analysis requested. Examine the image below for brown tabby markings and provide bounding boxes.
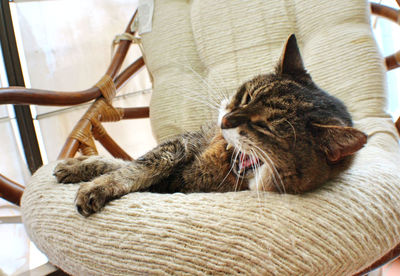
[54,34,367,216]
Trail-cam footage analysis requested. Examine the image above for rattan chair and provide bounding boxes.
[0,11,147,205]
[1,1,400,275]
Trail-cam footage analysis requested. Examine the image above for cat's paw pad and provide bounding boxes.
[53,156,90,183]
[75,182,109,217]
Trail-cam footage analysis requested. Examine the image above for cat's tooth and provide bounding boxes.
[226,143,233,151]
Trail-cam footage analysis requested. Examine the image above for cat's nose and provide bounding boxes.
[221,117,233,129]
[221,113,247,129]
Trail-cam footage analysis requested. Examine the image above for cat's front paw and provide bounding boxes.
[53,156,91,184]
[75,181,110,217]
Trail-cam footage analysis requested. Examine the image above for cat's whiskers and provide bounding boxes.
[249,149,262,203]
[183,64,229,104]
[250,149,263,189]
[232,145,245,192]
[233,147,245,192]
[173,83,224,114]
[171,59,233,124]
[166,75,220,105]
[223,129,285,193]
[176,85,220,108]
[171,59,229,105]
[217,146,240,191]
[252,144,286,194]
[284,118,297,148]
[175,87,220,113]
[207,71,230,101]
[184,76,225,108]
[250,149,269,217]
[260,157,284,194]
[234,166,244,192]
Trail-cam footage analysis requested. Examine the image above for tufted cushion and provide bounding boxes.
[21,0,400,275]
[144,0,387,142]
[21,122,400,275]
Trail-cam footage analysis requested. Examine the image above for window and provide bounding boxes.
[1,0,155,274]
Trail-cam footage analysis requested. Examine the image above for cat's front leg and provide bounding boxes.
[74,166,145,216]
[75,138,192,216]
[54,155,127,184]
[75,176,117,217]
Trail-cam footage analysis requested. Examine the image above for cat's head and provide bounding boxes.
[219,34,367,194]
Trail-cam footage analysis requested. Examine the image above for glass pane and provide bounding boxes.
[99,91,156,158]
[11,0,154,163]
[37,106,86,162]
[13,0,151,116]
[0,120,30,185]
[371,0,400,118]
[0,106,8,119]
[0,222,30,275]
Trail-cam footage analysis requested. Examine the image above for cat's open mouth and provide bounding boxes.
[234,152,263,177]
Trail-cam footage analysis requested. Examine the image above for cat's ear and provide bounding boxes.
[277,34,307,76]
[310,123,368,163]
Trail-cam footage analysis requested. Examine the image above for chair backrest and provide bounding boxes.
[141,0,387,142]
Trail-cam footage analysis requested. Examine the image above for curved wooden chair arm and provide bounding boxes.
[365,5,400,272]
[371,2,398,22]
[371,3,400,71]
[57,105,149,159]
[95,106,150,160]
[0,9,149,205]
[0,55,145,106]
[0,173,24,206]
[0,10,141,106]
[57,57,146,160]
[0,87,101,106]
[370,3,400,136]
[121,106,150,119]
[51,8,147,161]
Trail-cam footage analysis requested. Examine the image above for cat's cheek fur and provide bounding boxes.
[218,98,231,127]
[221,128,241,150]
[248,164,277,192]
[248,165,265,191]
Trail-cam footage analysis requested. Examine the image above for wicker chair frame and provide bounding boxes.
[0,11,147,206]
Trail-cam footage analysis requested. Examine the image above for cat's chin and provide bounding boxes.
[247,164,266,191]
[246,164,285,193]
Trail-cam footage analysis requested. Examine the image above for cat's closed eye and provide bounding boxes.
[240,91,251,106]
[251,121,274,135]
[252,120,269,129]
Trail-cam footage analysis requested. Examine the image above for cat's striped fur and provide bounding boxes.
[54,35,367,216]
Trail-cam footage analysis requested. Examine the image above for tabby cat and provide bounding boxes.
[54,34,367,217]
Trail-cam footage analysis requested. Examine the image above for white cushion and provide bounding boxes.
[21,122,400,275]
[144,0,387,142]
